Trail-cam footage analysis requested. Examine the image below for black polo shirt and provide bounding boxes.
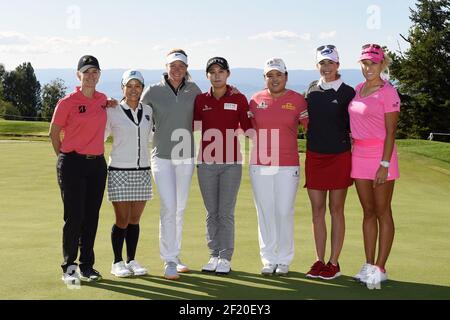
[305,81,355,154]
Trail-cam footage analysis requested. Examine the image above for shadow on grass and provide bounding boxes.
[84,270,450,300]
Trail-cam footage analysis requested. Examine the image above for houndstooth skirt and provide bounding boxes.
[107,169,153,202]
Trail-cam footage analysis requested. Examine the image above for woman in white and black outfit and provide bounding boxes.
[106,70,153,278]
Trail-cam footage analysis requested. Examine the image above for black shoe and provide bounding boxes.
[80,268,102,282]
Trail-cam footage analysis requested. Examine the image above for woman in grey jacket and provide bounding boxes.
[141,49,202,280]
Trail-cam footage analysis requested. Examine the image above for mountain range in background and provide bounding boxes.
[35,68,366,100]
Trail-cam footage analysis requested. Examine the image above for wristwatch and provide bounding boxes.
[380,161,390,168]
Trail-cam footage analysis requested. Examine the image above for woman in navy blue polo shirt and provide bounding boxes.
[304,45,355,280]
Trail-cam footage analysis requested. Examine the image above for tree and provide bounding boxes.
[0,99,20,120]
[0,64,5,100]
[2,62,41,119]
[388,0,450,140]
[40,78,67,121]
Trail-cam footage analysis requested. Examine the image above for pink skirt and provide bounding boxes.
[351,139,400,180]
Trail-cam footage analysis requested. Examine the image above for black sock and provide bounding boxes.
[111,225,127,264]
[126,224,140,263]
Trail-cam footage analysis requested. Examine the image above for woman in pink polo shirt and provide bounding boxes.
[249,58,308,276]
[49,55,108,285]
[348,44,400,288]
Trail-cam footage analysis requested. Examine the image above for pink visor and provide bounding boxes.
[359,44,385,63]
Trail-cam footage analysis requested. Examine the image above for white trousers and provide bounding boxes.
[151,156,195,263]
[250,165,300,266]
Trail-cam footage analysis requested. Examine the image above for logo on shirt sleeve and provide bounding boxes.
[145,115,150,121]
[392,101,400,109]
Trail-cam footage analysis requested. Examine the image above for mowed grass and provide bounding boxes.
[0,119,49,136]
[0,138,449,300]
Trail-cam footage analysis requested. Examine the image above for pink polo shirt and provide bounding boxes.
[249,89,308,166]
[349,81,400,141]
[51,87,107,155]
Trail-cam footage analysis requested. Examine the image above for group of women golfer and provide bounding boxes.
[49,43,400,289]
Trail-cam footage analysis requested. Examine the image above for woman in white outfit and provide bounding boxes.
[141,49,202,280]
[106,70,153,278]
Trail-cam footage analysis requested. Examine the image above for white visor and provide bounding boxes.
[166,52,188,65]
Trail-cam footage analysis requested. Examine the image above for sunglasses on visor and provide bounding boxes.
[317,44,336,51]
[362,44,381,49]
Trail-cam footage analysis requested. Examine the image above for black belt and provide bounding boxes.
[108,166,151,171]
[62,152,104,159]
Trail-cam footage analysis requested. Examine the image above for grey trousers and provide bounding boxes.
[197,163,242,261]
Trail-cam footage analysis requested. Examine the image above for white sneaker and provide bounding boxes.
[176,258,190,273]
[365,266,388,289]
[164,261,180,280]
[202,257,219,272]
[275,264,289,276]
[354,263,373,282]
[126,260,148,276]
[61,265,81,289]
[216,259,231,275]
[111,261,132,278]
[261,263,277,276]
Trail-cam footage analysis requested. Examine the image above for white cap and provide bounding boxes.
[121,69,144,86]
[264,57,287,75]
[316,46,339,63]
[166,52,188,65]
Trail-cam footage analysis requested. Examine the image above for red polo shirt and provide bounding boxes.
[194,86,252,163]
[51,87,107,155]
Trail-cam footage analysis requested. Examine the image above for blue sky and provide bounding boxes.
[0,0,418,71]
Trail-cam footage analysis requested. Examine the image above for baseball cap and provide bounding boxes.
[206,57,230,73]
[316,45,339,63]
[359,44,385,63]
[166,52,188,65]
[121,69,144,86]
[77,55,100,73]
[264,57,287,75]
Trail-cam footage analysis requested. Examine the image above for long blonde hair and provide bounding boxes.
[380,54,392,80]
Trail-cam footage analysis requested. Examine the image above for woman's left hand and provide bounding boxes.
[106,98,119,108]
[373,166,389,188]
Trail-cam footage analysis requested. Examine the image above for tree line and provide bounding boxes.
[0,63,66,121]
[0,0,449,140]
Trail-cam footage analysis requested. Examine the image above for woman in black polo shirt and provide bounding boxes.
[304,45,355,280]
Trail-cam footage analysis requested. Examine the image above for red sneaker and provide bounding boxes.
[319,262,341,280]
[306,261,326,278]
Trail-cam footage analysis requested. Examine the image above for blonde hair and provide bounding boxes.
[380,54,392,80]
[166,48,191,81]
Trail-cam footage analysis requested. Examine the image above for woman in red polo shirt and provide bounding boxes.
[49,55,108,285]
[193,57,252,275]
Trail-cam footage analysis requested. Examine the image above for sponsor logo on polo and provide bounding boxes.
[257,101,268,109]
[282,103,295,110]
[78,105,87,113]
